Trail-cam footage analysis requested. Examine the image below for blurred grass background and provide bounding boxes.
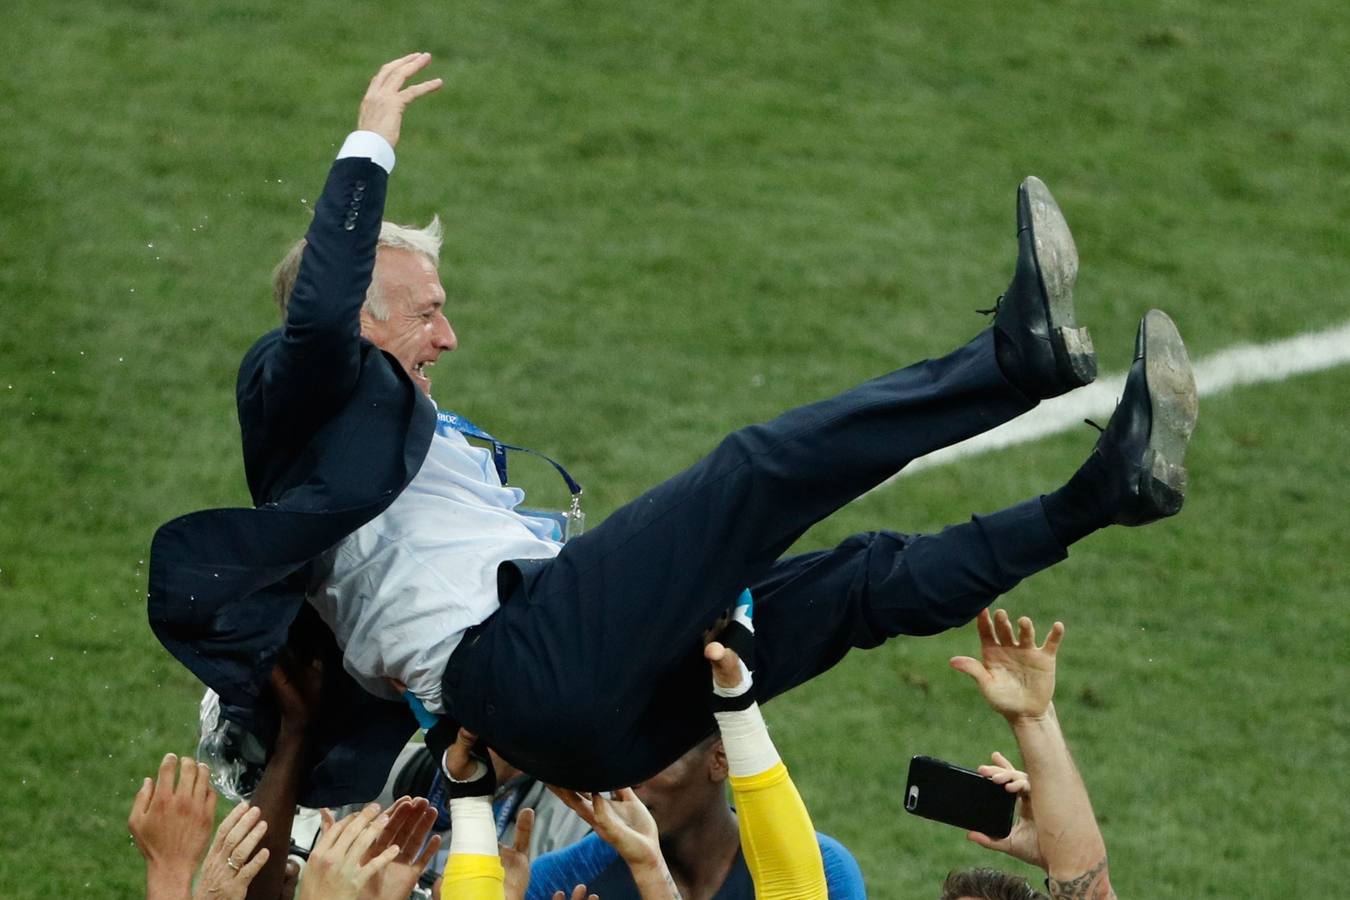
[1,1,1347,896]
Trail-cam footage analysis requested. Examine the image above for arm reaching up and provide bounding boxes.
[950,609,1117,899]
[708,590,828,900]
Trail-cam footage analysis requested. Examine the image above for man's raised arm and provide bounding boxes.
[950,609,1117,900]
[258,53,442,422]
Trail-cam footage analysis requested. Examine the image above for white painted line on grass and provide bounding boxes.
[884,319,1350,481]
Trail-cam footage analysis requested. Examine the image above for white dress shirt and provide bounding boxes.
[311,410,563,713]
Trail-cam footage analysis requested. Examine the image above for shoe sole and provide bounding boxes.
[1140,309,1199,516]
[1021,176,1097,387]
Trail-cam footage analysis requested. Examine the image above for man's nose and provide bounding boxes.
[434,314,457,351]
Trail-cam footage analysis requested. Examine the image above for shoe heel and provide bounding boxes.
[1142,448,1186,518]
[1054,325,1098,386]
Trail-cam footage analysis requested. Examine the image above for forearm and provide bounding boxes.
[446,797,506,900]
[245,724,310,900]
[627,856,682,900]
[717,704,827,900]
[1009,705,1112,888]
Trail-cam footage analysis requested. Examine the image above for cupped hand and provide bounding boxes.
[357,52,444,149]
[966,750,1044,869]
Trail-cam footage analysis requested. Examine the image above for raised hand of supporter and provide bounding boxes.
[271,651,324,730]
[357,52,444,149]
[949,608,1064,722]
[500,807,535,900]
[297,805,400,900]
[194,801,270,899]
[358,797,442,900]
[966,751,1045,870]
[550,787,663,872]
[129,753,217,900]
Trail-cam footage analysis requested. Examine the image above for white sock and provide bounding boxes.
[714,702,781,778]
[447,796,499,856]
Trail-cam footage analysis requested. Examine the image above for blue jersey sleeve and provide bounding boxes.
[527,834,622,900]
[818,832,867,899]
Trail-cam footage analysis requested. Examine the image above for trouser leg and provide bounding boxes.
[448,329,1043,782]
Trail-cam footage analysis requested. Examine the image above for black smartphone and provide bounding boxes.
[903,755,1015,838]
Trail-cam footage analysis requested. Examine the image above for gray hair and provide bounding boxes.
[271,216,443,320]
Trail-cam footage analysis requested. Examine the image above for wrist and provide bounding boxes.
[145,859,195,899]
[1006,702,1057,729]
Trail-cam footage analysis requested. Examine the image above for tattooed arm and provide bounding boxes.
[951,610,1116,898]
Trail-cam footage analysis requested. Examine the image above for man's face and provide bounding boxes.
[360,247,456,395]
[633,739,727,836]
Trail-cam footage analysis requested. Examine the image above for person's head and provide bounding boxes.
[271,218,456,395]
[940,868,1048,900]
[633,734,728,838]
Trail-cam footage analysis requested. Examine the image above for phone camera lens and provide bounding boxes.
[905,785,919,811]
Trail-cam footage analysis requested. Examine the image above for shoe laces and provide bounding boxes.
[1084,417,1106,433]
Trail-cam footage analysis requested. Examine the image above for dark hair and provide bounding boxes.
[940,867,1049,900]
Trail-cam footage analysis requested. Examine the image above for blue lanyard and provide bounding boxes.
[437,410,583,498]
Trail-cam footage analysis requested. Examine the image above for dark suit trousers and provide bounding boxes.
[444,328,1067,788]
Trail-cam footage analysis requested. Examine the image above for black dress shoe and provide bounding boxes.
[1096,309,1199,526]
[992,176,1097,399]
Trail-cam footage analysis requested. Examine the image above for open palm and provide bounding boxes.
[950,609,1064,721]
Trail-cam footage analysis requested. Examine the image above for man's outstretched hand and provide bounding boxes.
[950,608,1064,722]
[357,52,443,149]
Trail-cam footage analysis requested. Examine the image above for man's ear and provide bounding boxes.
[709,739,729,784]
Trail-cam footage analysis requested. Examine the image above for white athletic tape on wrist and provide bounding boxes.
[713,702,780,778]
[448,796,499,856]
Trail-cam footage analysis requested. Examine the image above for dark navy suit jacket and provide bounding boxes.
[148,155,438,806]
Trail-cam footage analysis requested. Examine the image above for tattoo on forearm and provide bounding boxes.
[1048,856,1116,900]
[664,870,683,900]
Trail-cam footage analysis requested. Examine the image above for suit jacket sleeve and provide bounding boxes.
[259,156,389,432]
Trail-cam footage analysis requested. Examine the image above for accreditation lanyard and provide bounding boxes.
[436,409,585,536]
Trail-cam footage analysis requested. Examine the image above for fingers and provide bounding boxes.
[1043,620,1066,655]
[214,801,256,853]
[704,642,742,689]
[193,761,213,805]
[238,846,270,881]
[948,656,988,687]
[992,609,1016,647]
[130,776,153,819]
[345,808,392,866]
[514,807,535,853]
[1016,616,1037,649]
[546,786,597,827]
[400,78,444,102]
[371,52,428,90]
[177,754,199,796]
[364,842,402,877]
[155,752,178,796]
[415,833,443,871]
[445,727,480,779]
[974,608,995,646]
[400,801,438,863]
[967,830,999,850]
[571,886,588,900]
[378,52,434,93]
[230,815,269,866]
[991,750,1014,769]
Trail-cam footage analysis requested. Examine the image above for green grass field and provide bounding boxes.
[2,1,1347,896]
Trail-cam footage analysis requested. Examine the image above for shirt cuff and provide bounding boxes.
[336,130,396,174]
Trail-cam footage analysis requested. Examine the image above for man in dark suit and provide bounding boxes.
[150,53,1198,813]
